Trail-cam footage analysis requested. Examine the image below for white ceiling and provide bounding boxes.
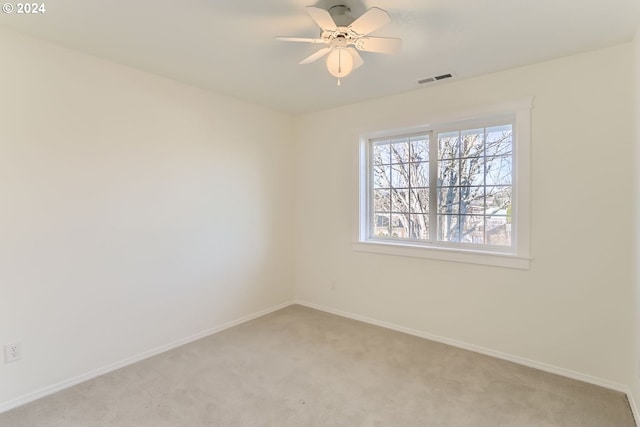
[1,0,638,114]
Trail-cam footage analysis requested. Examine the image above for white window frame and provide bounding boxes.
[354,98,532,269]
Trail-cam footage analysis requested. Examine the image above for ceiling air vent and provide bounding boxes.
[418,73,454,84]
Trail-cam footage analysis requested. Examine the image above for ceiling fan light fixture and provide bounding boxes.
[326,48,354,80]
[277,5,401,86]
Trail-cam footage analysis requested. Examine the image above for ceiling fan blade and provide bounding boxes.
[347,47,364,70]
[348,7,391,36]
[306,6,338,31]
[355,37,402,54]
[275,37,326,44]
[298,47,332,65]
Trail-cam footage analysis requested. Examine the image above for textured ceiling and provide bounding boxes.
[1,0,638,114]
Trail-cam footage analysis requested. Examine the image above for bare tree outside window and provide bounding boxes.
[371,124,513,247]
[373,135,430,240]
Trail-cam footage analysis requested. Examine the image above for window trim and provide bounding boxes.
[354,98,532,269]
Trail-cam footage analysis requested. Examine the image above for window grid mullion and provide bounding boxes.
[457,131,462,242]
[429,131,437,242]
[483,127,488,244]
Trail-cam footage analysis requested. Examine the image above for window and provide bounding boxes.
[356,99,531,269]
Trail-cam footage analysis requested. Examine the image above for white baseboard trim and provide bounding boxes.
[0,300,295,414]
[295,300,631,395]
[4,299,636,422]
[627,390,639,426]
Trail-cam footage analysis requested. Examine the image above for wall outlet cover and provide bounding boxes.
[4,343,22,363]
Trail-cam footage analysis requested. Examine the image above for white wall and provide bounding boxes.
[294,43,635,387]
[0,29,294,407]
[0,24,636,413]
[631,27,640,414]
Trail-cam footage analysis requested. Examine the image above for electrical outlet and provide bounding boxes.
[4,343,22,363]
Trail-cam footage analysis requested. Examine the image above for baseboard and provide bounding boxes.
[0,300,296,414]
[627,389,640,426]
[295,300,631,395]
[4,299,635,420]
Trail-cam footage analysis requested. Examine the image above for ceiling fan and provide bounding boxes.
[276,4,402,85]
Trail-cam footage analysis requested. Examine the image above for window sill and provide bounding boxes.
[352,241,531,269]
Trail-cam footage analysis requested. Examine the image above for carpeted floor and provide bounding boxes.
[0,305,635,427]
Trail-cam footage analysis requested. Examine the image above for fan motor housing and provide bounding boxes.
[328,4,354,26]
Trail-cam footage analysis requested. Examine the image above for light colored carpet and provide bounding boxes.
[0,305,635,427]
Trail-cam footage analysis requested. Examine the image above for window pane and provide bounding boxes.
[438,215,460,242]
[367,122,516,251]
[486,186,511,215]
[460,215,485,244]
[438,132,459,159]
[391,189,410,213]
[373,214,390,237]
[411,188,429,214]
[373,189,391,212]
[409,162,429,186]
[391,214,410,238]
[486,125,513,156]
[461,129,484,158]
[485,156,512,186]
[390,139,410,163]
[410,213,429,240]
[373,143,391,165]
[460,186,484,215]
[486,216,511,246]
[390,163,409,188]
[410,137,429,162]
[373,164,391,189]
[438,159,459,187]
[438,187,460,214]
[460,157,484,186]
